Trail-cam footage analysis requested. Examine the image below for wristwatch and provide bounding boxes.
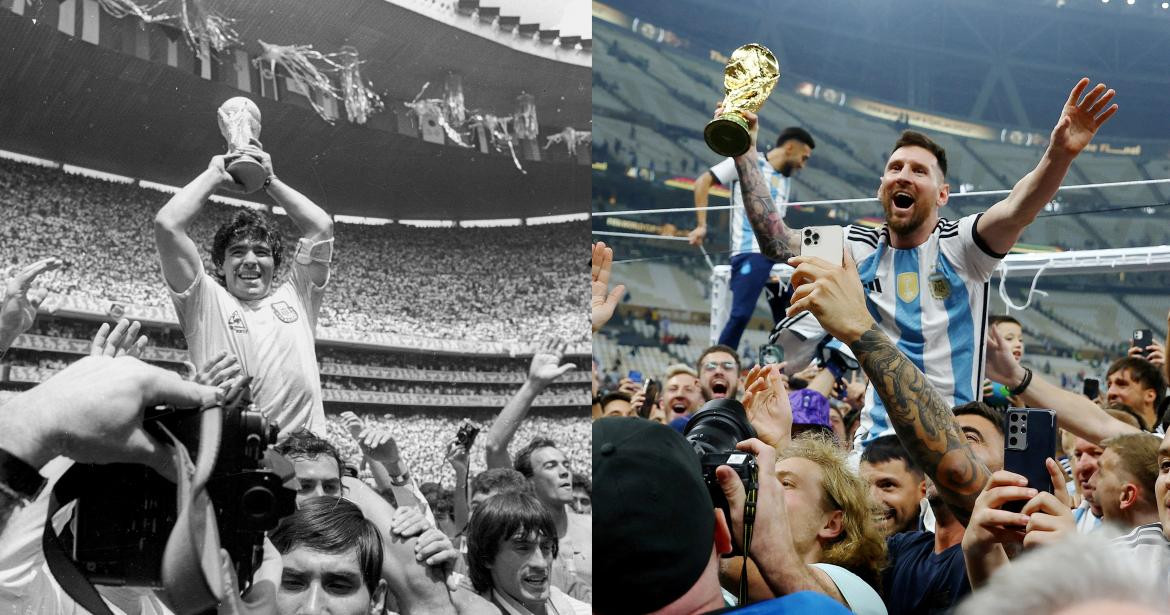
[0,449,46,502]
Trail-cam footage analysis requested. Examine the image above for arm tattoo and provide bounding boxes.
[734,155,795,261]
[849,325,990,524]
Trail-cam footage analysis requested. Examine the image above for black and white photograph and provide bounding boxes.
[0,0,591,612]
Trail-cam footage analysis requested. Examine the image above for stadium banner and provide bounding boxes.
[318,363,590,384]
[37,294,586,356]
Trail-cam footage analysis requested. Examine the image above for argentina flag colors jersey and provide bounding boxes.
[849,213,1005,450]
[709,153,792,257]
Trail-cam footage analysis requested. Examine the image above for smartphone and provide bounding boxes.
[1083,378,1100,400]
[639,378,660,419]
[1002,408,1058,514]
[758,343,784,366]
[628,370,643,384]
[799,225,844,266]
[1133,329,1154,357]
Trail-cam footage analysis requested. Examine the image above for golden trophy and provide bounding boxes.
[216,97,268,193]
[704,44,780,157]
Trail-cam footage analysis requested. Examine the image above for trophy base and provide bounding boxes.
[704,115,752,157]
[226,157,267,194]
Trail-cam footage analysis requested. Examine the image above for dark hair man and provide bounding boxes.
[274,430,345,506]
[689,127,815,350]
[1105,357,1166,432]
[155,144,333,438]
[696,344,741,401]
[860,435,926,536]
[466,493,590,615]
[271,497,387,614]
[513,437,591,603]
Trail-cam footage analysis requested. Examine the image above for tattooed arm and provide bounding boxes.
[785,252,991,524]
[729,110,800,261]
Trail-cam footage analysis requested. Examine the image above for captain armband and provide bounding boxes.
[294,237,334,265]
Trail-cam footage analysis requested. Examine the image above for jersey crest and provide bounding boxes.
[272,301,299,323]
[896,272,919,303]
[227,310,248,334]
[928,271,951,300]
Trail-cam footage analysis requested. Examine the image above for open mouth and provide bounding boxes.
[892,191,915,209]
[670,400,689,413]
[237,271,261,281]
[521,572,548,590]
[710,381,728,397]
[871,508,894,525]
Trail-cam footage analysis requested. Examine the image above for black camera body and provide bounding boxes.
[455,420,481,451]
[65,384,295,590]
[684,398,758,555]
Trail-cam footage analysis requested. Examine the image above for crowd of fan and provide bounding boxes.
[322,410,591,489]
[321,375,583,398]
[0,158,587,344]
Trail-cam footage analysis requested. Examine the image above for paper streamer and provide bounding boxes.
[405,82,472,147]
[95,0,169,22]
[254,40,341,123]
[470,113,525,173]
[178,0,238,53]
[334,47,383,125]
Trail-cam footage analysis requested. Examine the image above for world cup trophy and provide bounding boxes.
[703,44,780,157]
[217,97,267,193]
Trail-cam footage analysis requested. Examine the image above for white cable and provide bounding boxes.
[591,230,690,241]
[997,260,1050,312]
[590,177,1170,218]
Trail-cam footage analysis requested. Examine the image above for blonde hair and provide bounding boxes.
[1100,432,1161,510]
[779,434,887,590]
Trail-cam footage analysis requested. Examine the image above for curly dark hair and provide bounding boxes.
[210,209,284,286]
[466,492,558,594]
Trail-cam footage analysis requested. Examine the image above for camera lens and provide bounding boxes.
[684,398,758,456]
[243,486,276,520]
[1009,436,1018,446]
[1010,425,1017,434]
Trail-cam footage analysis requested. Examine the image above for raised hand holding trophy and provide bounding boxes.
[704,44,780,157]
[216,97,268,193]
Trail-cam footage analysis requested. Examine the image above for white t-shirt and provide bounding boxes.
[811,563,887,615]
[709,154,792,258]
[170,238,327,438]
[1113,522,1170,571]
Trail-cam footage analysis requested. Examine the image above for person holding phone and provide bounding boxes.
[724,78,1119,453]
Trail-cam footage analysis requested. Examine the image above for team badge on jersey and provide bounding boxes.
[896,272,919,303]
[227,310,248,334]
[928,271,951,300]
[272,301,298,323]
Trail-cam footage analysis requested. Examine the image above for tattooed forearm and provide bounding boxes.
[849,325,990,524]
[734,155,795,262]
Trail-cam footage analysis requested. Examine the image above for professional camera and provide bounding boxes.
[683,398,758,555]
[53,378,296,595]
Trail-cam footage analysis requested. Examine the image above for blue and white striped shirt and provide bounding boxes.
[709,153,792,258]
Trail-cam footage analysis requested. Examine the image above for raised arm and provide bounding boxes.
[984,325,1138,443]
[687,171,715,246]
[729,110,799,261]
[484,341,573,469]
[155,157,240,292]
[786,252,990,523]
[976,78,1117,255]
[237,144,334,286]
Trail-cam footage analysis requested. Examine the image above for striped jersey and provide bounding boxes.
[1113,523,1170,572]
[709,153,792,258]
[849,214,1004,449]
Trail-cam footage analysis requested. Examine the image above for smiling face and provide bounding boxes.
[528,447,573,506]
[219,238,275,300]
[994,321,1025,362]
[878,145,948,240]
[699,351,740,400]
[860,459,925,536]
[664,373,704,420]
[490,531,555,611]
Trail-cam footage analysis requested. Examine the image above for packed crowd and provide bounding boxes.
[322,410,591,489]
[0,158,587,344]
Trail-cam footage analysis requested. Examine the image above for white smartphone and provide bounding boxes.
[799,225,844,265]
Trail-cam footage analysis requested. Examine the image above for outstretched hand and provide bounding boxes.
[785,249,874,345]
[741,364,793,448]
[528,338,574,388]
[0,257,62,348]
[592,242,625,332]
[1050,78,1118,158]
[90,319,149,358]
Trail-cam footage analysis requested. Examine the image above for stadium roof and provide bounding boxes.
[0,2,590,219]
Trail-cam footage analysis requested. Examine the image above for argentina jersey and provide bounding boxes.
[708,153,791,257]
[849,213,1005,450]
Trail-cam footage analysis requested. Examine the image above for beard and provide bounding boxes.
[881,192,934,236]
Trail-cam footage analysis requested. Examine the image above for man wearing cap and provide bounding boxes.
[595,416,855,614]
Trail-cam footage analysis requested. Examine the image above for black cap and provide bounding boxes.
[594,418,715,614]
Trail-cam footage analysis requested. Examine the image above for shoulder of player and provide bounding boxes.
[845,224,882,249]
